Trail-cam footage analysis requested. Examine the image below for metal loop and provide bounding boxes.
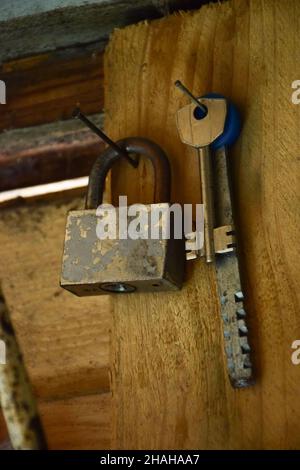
[86,137,171,209]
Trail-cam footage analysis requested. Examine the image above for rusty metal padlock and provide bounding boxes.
[60,137,185,296]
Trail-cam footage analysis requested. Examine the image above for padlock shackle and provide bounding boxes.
[86,137,171,209]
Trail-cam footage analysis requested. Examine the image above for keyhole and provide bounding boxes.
[193,105,208,120]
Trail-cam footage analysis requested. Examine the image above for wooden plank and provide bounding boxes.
[0,196,112,401]
[0,114,104,191]
[105,0,300,449]
[1,393,112,450]
[0,1,208,64]
[0,192,113,449]
[0,45,103,131]
[40,393,112,450]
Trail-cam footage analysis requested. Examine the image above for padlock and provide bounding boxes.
[60,137,185,296]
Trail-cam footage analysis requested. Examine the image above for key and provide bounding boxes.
[175,87,227,263]
[175,82,254,388]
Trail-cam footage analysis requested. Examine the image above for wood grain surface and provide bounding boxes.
[40,393,112,450]
[0,196,112,448]
[0,45,103,131]
[0,197,111,401]
[105,0,300,449]
[1,394,112,450]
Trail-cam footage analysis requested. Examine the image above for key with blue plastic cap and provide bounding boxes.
[175,83,228,263]
[175,82,254,388]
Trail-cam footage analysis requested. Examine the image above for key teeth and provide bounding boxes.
[240,338,251,354]
[238,319,248,336]
[237,307,251,354]
[237,308,246,318]
[185,231,204,260]
[223,298,254,386]
[230,375,255,388]
[218,280,253,386]
[214,225,236,254]
[235,290,244,302]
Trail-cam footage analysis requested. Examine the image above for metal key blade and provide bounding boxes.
[213,146,254,387]
[197,146,215,263]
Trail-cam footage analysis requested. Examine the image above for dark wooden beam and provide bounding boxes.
[0,114,104,192]
[0,44,105,192]
[0,1,210,64]
[0,44,103,131]
[0,1,215,192]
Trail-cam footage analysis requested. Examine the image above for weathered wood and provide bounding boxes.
[0,1,209,64]
[40,393,112,450]
[0,290,47,449]
[0,196,112,402]
[105,0,300,449]
[0,196,113,449]
[0,114,104,191]
[1,393,112,450]
[0,45,103,130]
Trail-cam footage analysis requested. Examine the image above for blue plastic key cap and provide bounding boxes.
[200,93,242,150]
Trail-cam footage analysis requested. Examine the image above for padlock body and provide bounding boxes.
[60,204,185,296]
